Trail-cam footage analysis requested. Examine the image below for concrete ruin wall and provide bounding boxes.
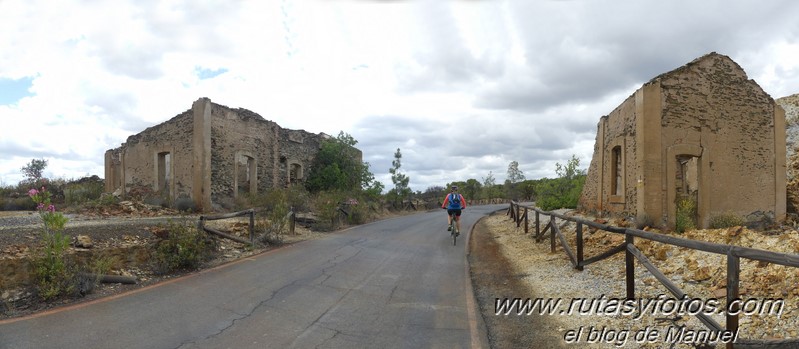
[105,98,335,211]
[579,52,786,228]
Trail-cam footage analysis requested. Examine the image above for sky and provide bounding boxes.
[1,0,798,194]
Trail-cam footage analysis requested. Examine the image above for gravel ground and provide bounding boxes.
[475,210,799,349]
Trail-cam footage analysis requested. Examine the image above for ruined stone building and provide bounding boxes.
[105,98,349,211]
[778,93,799,212]
[579,52,786,229]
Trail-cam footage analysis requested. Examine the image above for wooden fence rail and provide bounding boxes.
[198,209,255,245]
[507,201,799,349]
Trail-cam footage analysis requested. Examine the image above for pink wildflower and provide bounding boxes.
[28,188,39,197]
[37,203,45,210]
[48,204,56,212]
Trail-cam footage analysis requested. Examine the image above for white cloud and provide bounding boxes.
[1,0,798,192]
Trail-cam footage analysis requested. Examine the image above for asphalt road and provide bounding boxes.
[0,205,505,349]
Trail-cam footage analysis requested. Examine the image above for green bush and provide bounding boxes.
[314,190,347,230]
[64,180,104,206]
[675,198,697,233]
[1,196,37,211]
[535,176,585,211]
[151,221,217,274]
[74,255,117,296]
[709,212,745,229]
[32,230,75,300]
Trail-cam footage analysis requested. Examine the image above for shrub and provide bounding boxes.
[143,196,165,208]
[675,198,697,233]
[174,197,197,212]
[535,176,585,211]
[32,230,75,300]
[709,212,745,229]
[64,179,104,206]
[1,196,37,211]
[74,255,117,296]
[27,186,75,300]
[256,217,285,246]
[151,221,217,274]
[314,190,347,230]
[635,213,655,229]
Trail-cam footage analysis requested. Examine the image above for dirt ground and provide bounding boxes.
[469,213,567,348]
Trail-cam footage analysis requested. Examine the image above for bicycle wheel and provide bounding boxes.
[452,224,458,246]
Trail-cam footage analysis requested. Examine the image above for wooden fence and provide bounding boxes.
[508,201,799,349]
[198,209,256,245]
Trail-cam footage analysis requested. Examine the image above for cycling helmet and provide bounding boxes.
[451,185,458,191]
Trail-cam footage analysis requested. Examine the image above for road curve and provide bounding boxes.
[0,205,505,349]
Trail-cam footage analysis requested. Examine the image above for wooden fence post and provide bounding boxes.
[576,222,584,271]
[550,218,556,253]
[249,209,255,243]
[625,234,635,300]
[535,211,540,237]
[524,208,528,235]
[726,254,740,349]
[288,210,295,235]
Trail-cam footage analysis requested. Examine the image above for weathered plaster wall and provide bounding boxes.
[105,98,333,211]
[579,95,638,215]
[209,103,280,206]
[107,111,195,200]
[278,128,325,186]
[658,54,784,225]
[779,94,799,213]
[579,53,786,228]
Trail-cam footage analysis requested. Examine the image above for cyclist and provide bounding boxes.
[441,185,467,235]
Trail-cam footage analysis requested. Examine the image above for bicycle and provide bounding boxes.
[448,211,460,246]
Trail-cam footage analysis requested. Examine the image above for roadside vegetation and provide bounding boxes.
[0,139,588,306]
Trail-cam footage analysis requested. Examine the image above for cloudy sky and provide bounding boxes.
[1,0,798,193]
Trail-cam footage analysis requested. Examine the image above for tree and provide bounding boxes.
[535,155,586,211]
[21,158,48,183]
[506,161,525,183]
[388,148,411,203]
[555,155,585,179]
[519,179,539,201]
[462,178,482,202]
[423,186,446,201]
[361,162,384,199]
[505,160,525,200]
[306,132,375,193]
[481,171,502,200]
